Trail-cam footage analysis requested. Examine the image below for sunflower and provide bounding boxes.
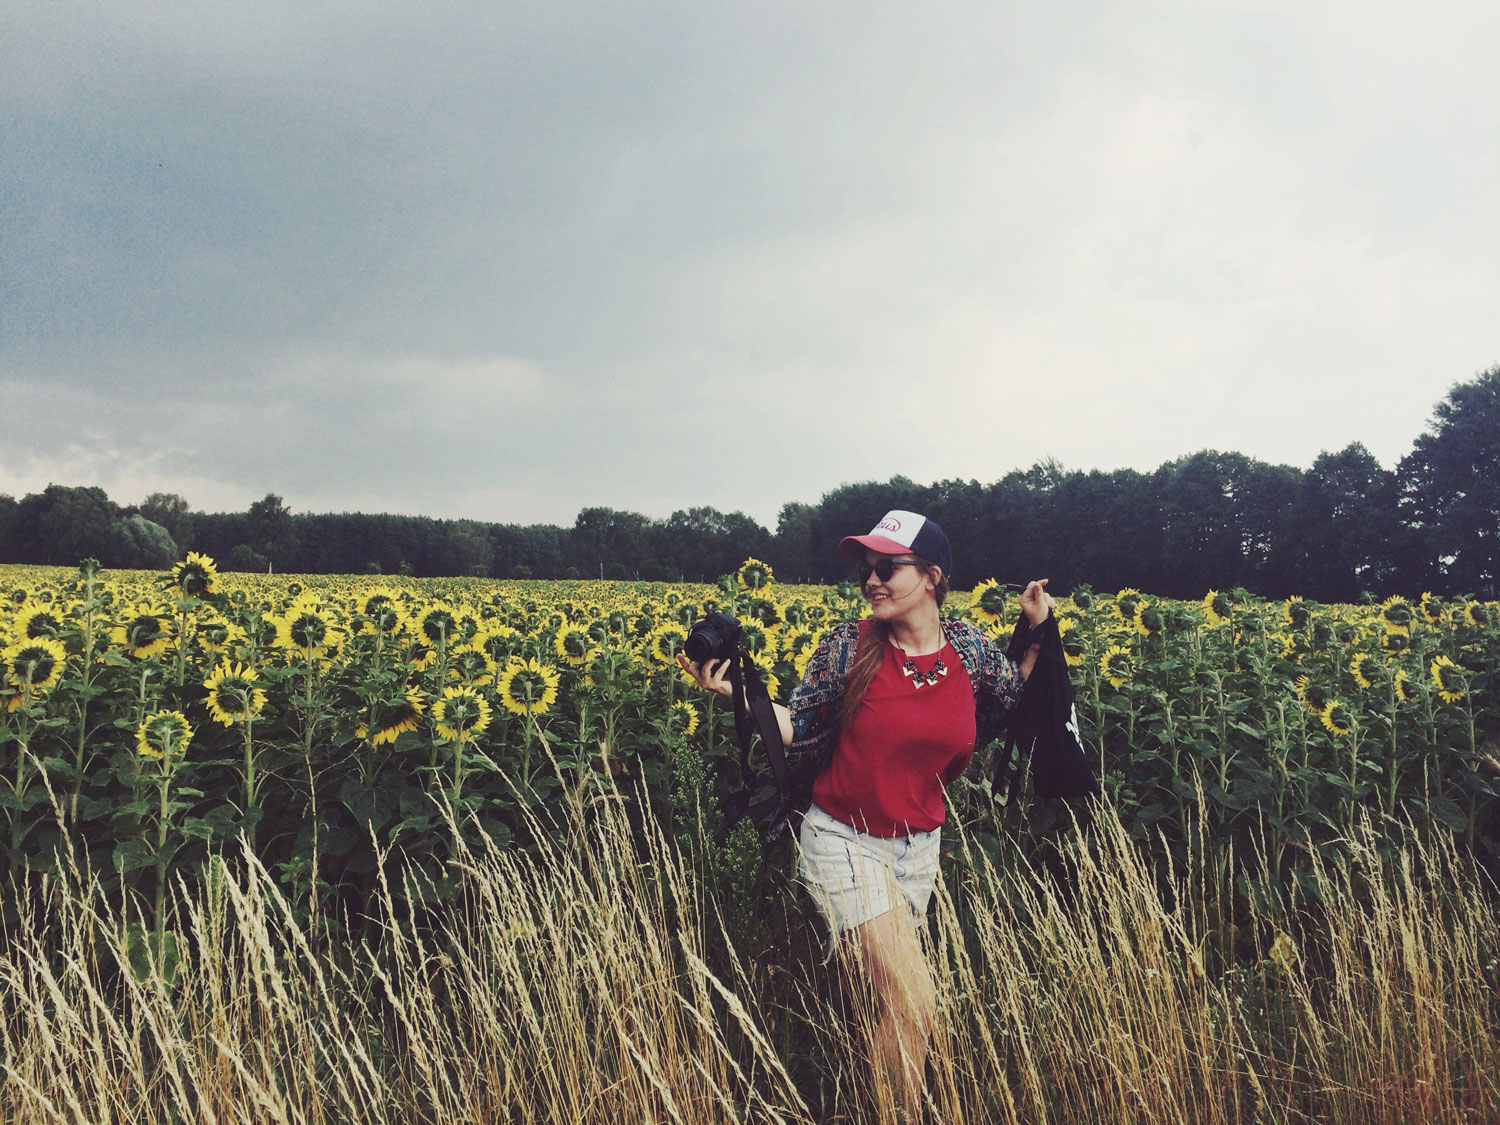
[203,663,268,726]
[1320,699,1353,737]
[1463,601,1491,629]
[1393,667,1412,703]
[1099,644,1133,688]
[1058,616,1084,667]
[359,590,405,636]
[552,627,597,669]
[782,627,818,662]
[1294,674,1331,716]
[1202,590,1232,627]
[13,605,67,642]
[358,689,426,746]
[447,643,496,687]
[3,637,68,708]
[1136,605,1166,638]
[1113,589,1146,624]
[736,558,774,591]
[794,644,818,678]
[969,579,1008,626]
[274,602,342,660]
[195,615,240,655]
[416,604,460,649]
[1379,595,1412,635]
[498,658,561,717]
[1350,652,1377,690]
[1419,592,1445,625]
[406,641,438,672]
[1283,597,1313,630]
[170,552,219,598]
[669,699,699,738]
[110,606,174,660]
[1380,630,1410,654]
[648,622,689,666]
[744,597,781,628]
[737,619,774,658]
[432,685,492,743]
[137,709,193,764]
[747,652,782,700]
[1430,655,1466,704]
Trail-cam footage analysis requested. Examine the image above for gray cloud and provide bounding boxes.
[3,0,1497,530]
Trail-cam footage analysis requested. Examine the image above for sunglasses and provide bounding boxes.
[856,558,924,584]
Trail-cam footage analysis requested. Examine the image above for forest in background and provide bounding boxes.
[1,367,1495,600]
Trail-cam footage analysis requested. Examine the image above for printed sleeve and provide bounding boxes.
[979,635,1025,725]
[787,621,856,741]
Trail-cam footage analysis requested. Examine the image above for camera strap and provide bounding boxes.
[723,653,788,827]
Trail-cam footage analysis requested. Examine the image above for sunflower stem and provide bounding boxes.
[242,716,258,853]
[154,745,172,933]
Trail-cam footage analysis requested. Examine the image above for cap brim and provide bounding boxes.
[838,534,911,559]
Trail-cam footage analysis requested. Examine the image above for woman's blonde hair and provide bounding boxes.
[836,557,950,736]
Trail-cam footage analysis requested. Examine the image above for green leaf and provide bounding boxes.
[1426,794,1468,833]
[112,839,155,873]
[124,922,182,989]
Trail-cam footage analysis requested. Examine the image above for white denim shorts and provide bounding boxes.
[796,801,942,964]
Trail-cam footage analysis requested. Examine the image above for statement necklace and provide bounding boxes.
[895,639,948,690]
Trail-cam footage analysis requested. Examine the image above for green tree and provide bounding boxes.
[568,507,655,579]
[222,544,269,572]
[0,494,18,561]
[109,515,177,569]
[1398,366,1500,595]
[1292,443,1403,601]
[14,485,120,565]
[139,493,195,553]
[246,494,298,573]
[770,501,817,583]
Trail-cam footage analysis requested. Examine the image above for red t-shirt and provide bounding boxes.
[811,631,977,837]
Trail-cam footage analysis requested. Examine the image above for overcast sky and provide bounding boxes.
[4,0,1498,530]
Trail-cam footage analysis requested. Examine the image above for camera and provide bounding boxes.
[684,612,742,665]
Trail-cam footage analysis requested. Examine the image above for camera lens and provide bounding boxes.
[684,630,715,664]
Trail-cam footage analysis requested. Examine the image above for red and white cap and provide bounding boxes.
[839,510,953,577]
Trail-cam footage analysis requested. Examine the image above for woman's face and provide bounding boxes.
[862,549,938,620]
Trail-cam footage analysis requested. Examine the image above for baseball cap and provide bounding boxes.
[839,510,953,579]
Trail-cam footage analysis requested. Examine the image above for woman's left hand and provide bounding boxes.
[1019,579,1055,629]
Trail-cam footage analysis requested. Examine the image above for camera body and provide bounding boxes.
[685,611,742,665]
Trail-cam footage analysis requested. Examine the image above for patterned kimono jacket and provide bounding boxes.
[763,615,1026,846]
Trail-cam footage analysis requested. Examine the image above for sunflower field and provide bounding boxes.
[2,554,1499,1121]
[1,555,1496,919]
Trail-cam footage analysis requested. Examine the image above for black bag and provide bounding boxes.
[992,613,1099,803]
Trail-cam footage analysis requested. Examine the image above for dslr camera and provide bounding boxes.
[684,612,742,665]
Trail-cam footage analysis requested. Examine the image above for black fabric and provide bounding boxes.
[992,613,1099,802]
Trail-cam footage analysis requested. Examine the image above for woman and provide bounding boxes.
[678,509,1053,1115]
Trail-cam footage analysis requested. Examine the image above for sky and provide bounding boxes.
[4,0,1498,531]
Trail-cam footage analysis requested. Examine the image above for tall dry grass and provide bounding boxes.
[2,765,1497,1124]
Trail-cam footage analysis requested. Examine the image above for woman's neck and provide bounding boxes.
[885,606,944,657]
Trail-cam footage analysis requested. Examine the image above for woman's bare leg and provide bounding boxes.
[847,906,937,1118]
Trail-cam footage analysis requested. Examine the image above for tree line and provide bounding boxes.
[1,367,1495,599]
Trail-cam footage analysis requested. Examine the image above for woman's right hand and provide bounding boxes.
[676,654,735,699]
